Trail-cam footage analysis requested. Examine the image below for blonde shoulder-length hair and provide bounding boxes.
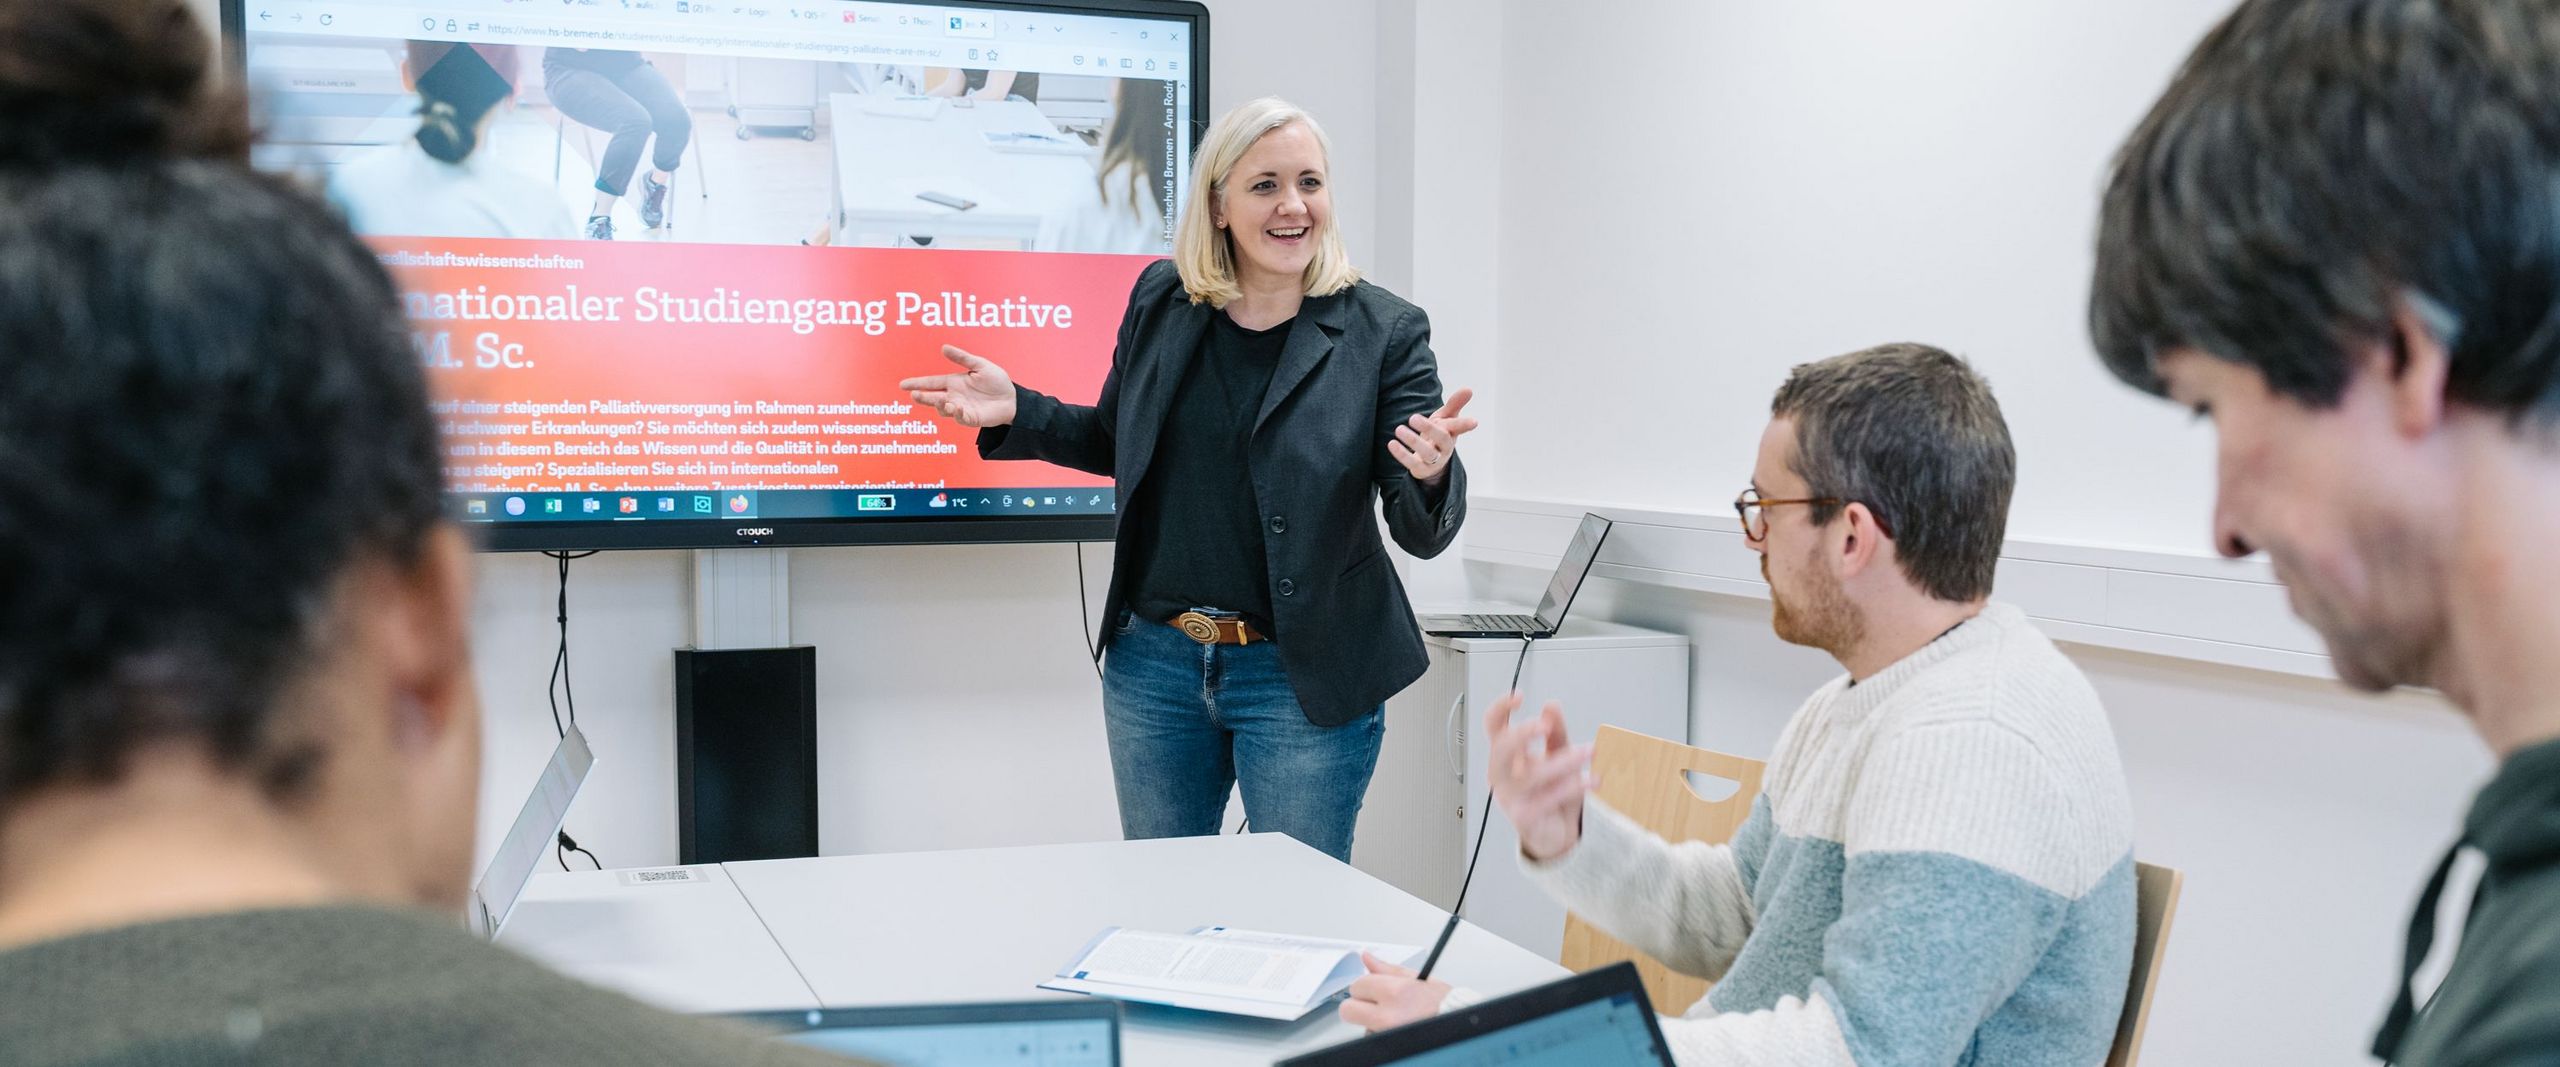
[1172,97,1360,307]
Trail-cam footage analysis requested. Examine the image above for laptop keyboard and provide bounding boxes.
[1455,613,1540,632]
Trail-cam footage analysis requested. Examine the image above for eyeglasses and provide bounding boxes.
[1733,487,1842,542]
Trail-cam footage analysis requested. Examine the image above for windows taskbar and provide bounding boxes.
[451,487,1116,523]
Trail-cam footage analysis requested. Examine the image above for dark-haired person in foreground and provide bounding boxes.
[0,2,853,1063]
[1345,345,2136,1066]
[2088,1,2560,1061]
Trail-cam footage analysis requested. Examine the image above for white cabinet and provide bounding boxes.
[1353,619,1690,961]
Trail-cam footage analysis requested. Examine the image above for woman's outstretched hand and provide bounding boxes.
[901,345,1018,428]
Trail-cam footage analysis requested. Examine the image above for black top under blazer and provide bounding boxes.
[981,258,1468,727]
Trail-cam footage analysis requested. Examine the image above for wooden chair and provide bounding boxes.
[1558,724,1767,1015]
[2108,861,2184,1067]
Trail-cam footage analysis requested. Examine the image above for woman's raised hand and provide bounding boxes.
[900,345,1018,428]
[1390,388,1477,485]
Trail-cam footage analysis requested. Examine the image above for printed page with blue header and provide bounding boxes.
[1041,926,1422,1021]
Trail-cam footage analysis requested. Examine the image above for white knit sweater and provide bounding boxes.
[1455,603,2136,1067]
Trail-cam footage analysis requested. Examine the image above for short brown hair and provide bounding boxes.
[1770,343,2014,602]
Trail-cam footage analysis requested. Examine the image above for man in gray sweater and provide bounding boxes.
[0,3,859,1064]
[1345,345,2137,1065]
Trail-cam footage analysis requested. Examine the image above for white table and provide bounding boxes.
[498,863,820,1013]
[827,94,1097,247]
[509,834,1568,1065]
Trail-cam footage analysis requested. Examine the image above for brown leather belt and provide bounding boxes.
[1172,610,1266,646]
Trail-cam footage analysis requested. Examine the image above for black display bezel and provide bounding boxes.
[221,0,1206,551]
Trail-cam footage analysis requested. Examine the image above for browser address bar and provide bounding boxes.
[474,17,953,60]
[255,3,957,64]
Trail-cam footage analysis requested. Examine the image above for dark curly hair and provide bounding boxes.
[0,0,447,807]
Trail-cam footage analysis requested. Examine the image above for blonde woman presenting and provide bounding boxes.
[902,98,1477,860]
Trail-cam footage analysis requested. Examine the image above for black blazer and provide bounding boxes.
[981,259,1467,727]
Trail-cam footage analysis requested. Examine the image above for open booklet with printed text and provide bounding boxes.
[1041,926,1425,1021]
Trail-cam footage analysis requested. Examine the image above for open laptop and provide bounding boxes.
[466,723,596,939]
[732,1000,1121,1067]
[1418,513,1613,638]
[1275,962,1673,1067]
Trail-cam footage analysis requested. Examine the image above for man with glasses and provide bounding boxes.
[2089,1,2560,1061]
[1344,343,2136,1066]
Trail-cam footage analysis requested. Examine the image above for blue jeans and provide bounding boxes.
[1102,612,1384,862]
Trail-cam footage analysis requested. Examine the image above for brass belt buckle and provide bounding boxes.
[1175,611,1222,645]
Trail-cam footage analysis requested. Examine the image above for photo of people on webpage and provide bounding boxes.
[246,33,1180,254]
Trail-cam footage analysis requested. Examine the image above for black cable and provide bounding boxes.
[1501,634,1536,707]
[1449,635,1538,900]
[541,551,602,871]
[1417,632,1540,980]
[1073,542,1103,683]
[557,830,603,870]
[556,831,603,871]
[545,654,566,736]
[558,552,588,733]
[540,550,597,739]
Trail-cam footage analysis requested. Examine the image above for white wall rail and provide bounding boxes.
[1467,494,2336,680]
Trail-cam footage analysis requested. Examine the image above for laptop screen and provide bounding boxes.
[738,1002,1118,1067]
[1379,991,1662,1066]
[1275,963,1672,1067]
[1532,514,1614,629]
[469,723,594,938]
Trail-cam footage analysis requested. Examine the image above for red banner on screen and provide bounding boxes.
[379,239,1136,494]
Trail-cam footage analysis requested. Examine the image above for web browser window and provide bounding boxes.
[236,0,1202,548]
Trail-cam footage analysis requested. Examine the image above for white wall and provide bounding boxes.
[1489,0,2239,556]
[788,543,1122,854]
[468,552,677,872]
[1460,1,2505,1062]
[1202,0,1381,282]
[466,544,1126,869]
[1379,0,1509,606]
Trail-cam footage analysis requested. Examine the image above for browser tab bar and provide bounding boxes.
[252,0,1187,80]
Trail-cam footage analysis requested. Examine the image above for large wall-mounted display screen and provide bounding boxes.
[227,0,1206,549]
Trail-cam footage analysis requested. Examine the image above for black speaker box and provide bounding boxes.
[673,646,818,863]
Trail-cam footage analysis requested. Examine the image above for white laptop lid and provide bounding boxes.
[470,723,595,939]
